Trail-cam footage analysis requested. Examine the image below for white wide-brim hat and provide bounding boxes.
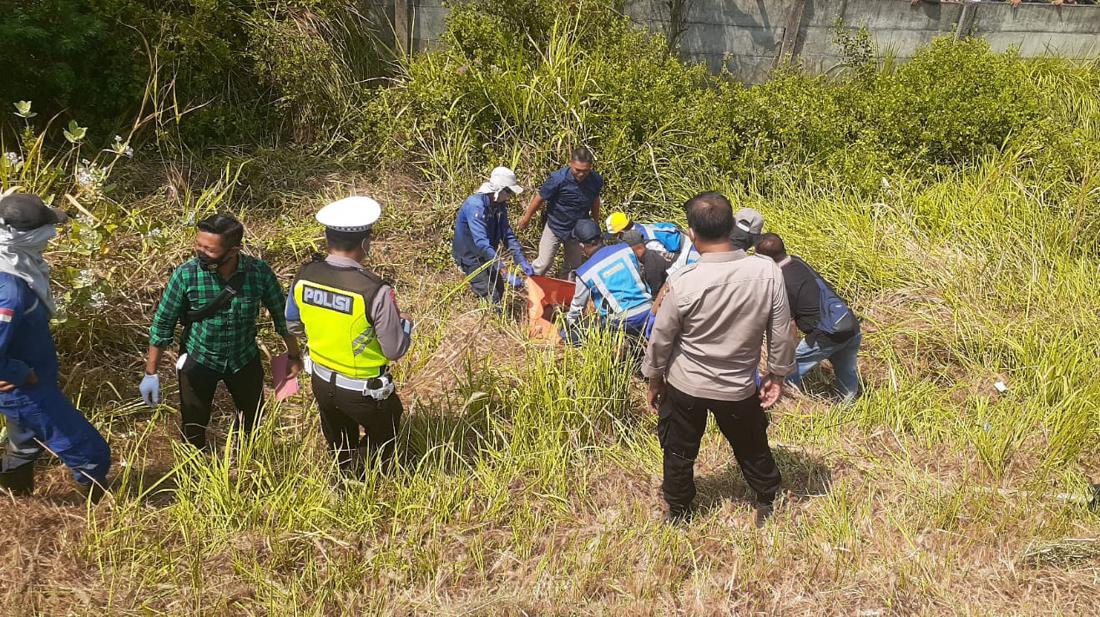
[477,166,524,195]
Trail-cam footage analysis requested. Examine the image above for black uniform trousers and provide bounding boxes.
[658,383,782,515]
[310,372,403,478]
[177,354,264,450]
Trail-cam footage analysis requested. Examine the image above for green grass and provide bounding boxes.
[5,143,1086,613]
[1,9,1099,613]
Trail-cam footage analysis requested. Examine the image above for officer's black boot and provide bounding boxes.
[0,464,35,497]
[666,504,693,525]
[754,503,775,528]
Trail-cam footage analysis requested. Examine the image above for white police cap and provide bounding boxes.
[316,196,382,232]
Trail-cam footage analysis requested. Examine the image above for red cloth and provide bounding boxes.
[526,275,575,340]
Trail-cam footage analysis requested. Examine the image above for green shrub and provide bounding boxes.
[1,0,394,148]
[0,0,146,134]
[872,38,1043,163]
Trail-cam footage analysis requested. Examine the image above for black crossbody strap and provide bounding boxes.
[183,267,250,326]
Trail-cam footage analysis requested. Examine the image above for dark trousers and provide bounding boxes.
[456,257,504,304]
[177,354,264,449]
[310,372,403,478]
[658,383,782,514]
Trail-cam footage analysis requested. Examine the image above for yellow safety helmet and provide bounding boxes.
[605,211,632,234]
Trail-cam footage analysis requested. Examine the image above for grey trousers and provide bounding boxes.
[532,224,585,278]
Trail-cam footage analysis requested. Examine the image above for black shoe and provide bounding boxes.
[666,506,693,525]
[0,464,35,496]
[754,503,774,528]
[79,481,107,504]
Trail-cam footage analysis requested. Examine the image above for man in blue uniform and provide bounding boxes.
[561,219,653,345]
[516,148,603,277]
[452,167,533,303]
[0,193,111,497]
[605,211,687,261]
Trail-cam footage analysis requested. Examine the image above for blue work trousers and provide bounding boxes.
[788,333,862,402]
[561,312,649,347]
[0,385,111,486]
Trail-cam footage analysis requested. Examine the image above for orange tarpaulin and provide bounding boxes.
[526,275,575,340]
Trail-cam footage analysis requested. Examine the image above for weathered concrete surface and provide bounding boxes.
[395,0,1100,81]
[794,0,966,73]
[971,3,1100,57]
[628,0,796,81]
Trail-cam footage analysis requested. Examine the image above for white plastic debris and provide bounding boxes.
[994,380,1008,393]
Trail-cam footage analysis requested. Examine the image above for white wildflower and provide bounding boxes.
[74,159,106,193]
[76,269,95,288]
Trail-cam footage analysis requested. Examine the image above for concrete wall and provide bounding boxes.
[628,0,798,83]
[793,0,966,74]
[411,0,448,51]
[395,0,1100,82]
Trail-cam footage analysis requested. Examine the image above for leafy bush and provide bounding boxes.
[380,1,1067,214]
[0,0,394,148]
[871,38,1043,163]
[0,0,146,133]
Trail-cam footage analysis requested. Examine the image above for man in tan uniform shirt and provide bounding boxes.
[642,192,795,526]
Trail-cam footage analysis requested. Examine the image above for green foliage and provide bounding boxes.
[384,0,713,210]
[382,1,1072,220]
[872,38,1043,163]
[0,0,394,148]
[0,0,145,132]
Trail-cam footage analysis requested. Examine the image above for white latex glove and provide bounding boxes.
[139,374,161,407]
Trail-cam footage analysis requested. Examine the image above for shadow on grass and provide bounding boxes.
[692,444,832,513]
[112,460,181,507]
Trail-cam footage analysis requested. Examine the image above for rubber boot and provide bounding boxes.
[0,464,35,496]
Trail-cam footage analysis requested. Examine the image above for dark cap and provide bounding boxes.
[572,218,602,244]
[620,229,646,247]
[730,225,757,250]
[0,193,69,231]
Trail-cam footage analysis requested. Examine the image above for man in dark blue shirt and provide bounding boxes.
[453,167,533,303]
[0,193,111,498]
[517,148,603,277]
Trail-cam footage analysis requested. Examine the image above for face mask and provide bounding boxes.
[196,250,230,271]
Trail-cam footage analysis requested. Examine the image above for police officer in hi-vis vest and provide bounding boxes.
[286,197,413,478]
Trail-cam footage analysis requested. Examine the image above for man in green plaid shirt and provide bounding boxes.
[140,214,302,449]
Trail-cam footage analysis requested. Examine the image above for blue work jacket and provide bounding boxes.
[452,193,525,267]
[0,273,60,395]
[567,243,652,323]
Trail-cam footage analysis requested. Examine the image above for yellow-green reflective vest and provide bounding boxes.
[292,259,388,379]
